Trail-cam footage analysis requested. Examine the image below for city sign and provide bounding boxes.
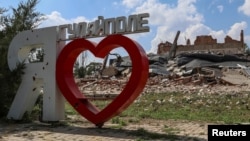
[7,13,149,126]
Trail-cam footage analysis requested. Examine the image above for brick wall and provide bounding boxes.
[157,30,244,55]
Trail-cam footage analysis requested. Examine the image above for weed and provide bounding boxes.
[123,92,250,123]
[58,92,250,125]
[65,102,78,115]
[128,118,140,123]
[111,117,127,126]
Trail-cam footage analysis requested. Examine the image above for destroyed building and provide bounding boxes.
[157,30,244,55]
[77,30,250,100]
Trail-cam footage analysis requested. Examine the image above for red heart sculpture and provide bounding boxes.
[56,34,148,127]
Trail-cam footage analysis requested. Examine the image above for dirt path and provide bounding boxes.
[0,115,209,141]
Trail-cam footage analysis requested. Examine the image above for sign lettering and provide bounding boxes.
[58,13,149,40]
[7,13,150,126]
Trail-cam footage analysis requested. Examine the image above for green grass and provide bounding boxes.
[65,101,78,115]
[8,91,248,140]
[86,92,250,124]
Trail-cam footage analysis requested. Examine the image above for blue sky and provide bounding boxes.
[1,0,250,54]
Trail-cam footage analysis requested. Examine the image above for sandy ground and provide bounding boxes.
[0,115,210,141]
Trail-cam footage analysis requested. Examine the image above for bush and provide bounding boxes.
[0,0,44,118]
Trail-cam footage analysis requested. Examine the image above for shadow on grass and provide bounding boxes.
[1,120,207,141]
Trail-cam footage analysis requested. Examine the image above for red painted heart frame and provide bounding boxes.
[56,34,148,127]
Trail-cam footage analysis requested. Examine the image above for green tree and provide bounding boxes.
[244,43,250,54]
[74,62,87,78]
[77,66,86,78]
[0,0,44,118]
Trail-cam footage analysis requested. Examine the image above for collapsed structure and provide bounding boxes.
[76,30,250,100]
[157,30,244,55]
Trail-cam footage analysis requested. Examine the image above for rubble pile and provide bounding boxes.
[75,77,129,100]
[76,52,250,100]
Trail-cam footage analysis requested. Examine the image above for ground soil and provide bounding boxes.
[0,114,211,141]
[2,73,249,141]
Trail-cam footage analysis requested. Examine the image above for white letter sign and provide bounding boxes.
[6,13,149,122]
[7,27,65,121]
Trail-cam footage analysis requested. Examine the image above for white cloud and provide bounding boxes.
[227,21,247,40]
[132,0,206,53]
[39,11,90,28]
[38,11,103,66]
[126,0,249,53]
[238,0,250,16]
[183,21,249,47]
[122,0,143,8]
[39,11,68,27]
[209,30,226,43]
[181,24,228,44]
[217,5,224,13]
[182,24,211,43]
[37,2,250,54]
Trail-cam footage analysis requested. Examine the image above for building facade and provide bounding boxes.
[157,30,244,55]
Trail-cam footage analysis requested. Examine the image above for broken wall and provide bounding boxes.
[157,30,244,55]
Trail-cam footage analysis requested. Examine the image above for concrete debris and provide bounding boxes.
[77,30,250,99]
[220,68,249,85]
[76,51,250,100]
[101,66,118,78]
